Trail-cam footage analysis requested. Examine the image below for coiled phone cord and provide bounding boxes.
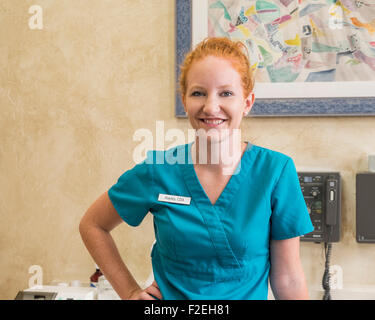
[322,241,332,300]
[322,226,333,300]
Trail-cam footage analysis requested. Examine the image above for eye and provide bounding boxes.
[191,91,204,97]
[220,91,233,97]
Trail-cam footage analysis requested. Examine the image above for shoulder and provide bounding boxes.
[250,144,292,170]
[249,144,298,194]
[140,144,188,183]
[143,143,189,166]
[113,144,187,184]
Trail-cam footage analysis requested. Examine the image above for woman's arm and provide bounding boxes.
[79,191,162,300]
[269,236,309,300]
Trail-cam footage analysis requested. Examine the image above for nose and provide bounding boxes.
[202,94,220,115]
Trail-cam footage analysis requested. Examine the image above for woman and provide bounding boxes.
[79,37,314,300]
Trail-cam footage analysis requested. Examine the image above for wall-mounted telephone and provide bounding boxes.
[298,172,341,243]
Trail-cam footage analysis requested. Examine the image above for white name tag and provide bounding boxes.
[158,193,191,205]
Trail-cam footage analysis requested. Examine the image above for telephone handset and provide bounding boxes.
[326,178,339,225]
[298,172,341,243]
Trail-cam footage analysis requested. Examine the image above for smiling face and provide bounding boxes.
[183,55,254,143]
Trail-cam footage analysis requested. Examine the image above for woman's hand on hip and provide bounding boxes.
[127,281,162,300]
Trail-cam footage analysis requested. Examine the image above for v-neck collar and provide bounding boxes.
[181,141,255,211]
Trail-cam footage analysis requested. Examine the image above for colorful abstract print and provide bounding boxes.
[208,0,375,82]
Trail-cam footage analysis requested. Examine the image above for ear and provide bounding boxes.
[243,91,255,116]
[182,95,187,114]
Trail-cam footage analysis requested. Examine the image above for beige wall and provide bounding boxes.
[1,0,374,300]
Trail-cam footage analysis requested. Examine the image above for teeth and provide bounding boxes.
[203,119,224,125]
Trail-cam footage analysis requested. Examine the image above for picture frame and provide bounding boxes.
[175,0,375,117]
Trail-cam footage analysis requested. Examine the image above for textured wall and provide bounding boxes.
[1,1,375,300]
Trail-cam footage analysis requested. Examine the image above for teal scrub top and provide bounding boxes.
[108,142,314,300]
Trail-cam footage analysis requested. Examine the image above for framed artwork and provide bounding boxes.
[175,0,375,117]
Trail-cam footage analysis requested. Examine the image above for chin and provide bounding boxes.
[194,128,232,144]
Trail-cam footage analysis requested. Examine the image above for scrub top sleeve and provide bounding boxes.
[270,157,314,240]
[107,151,154,227]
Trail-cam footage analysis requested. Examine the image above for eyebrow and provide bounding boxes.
[189,84,235,90]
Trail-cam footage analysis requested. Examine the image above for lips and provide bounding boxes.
[199,118,227,127]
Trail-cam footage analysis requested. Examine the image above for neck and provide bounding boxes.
[191,131,245,168]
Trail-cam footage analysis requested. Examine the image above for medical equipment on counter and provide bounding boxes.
[15,285,97,300]
[15,276,120,300]
[90,264,103,287]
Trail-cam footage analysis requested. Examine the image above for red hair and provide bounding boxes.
[179,37,254,99]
